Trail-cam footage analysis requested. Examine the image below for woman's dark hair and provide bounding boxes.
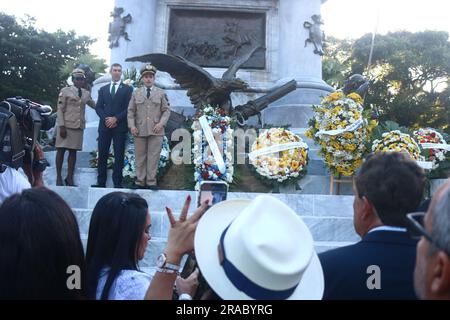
[86,192,148,300]
[355,152,426,227]
[0,187,86,299]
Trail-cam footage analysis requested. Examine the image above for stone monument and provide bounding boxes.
[106,0,332,128]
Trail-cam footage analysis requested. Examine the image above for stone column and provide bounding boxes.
[111,0,157,69]
[262,0,333,129]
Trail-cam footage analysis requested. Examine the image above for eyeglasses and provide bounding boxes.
[73,77,85,81]
[406,212,450,256]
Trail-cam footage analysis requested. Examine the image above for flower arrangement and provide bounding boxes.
[306,91,377,176]
[90,135,171,180]
[192,105,233,189]
[122,68,141,88]
[371,130,423,161]
[250,128,308,183]
[413,128,449,170]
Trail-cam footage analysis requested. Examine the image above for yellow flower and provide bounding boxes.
[326,91,344,102]
[342,132,354,139]
[345,144,357,152]
[347,92,363,104]
[291,161,299,170]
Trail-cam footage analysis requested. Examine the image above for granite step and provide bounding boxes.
[65,188,358,270]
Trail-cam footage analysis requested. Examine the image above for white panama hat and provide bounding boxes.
[194,195,324,300]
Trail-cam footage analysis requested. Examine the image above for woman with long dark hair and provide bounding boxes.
[0,187,86,299]
[86,192,152,299]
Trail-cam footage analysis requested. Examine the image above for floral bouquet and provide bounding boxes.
[250,128,308,183]
[89,150,114,169]
[306,91,377,176]
[90,135,171,181]
[192,105,233,189]
[413,128,449,170]
[122,67,141,88]
[372,130,423,161]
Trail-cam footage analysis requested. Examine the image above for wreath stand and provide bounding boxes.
[329,174,354,195]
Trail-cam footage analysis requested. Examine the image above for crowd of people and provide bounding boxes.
[0,151,449,300]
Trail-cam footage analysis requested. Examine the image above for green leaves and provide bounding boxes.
[323,31,450,135]
[0,12,97,105]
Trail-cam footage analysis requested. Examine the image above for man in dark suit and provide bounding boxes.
[92,63,132,188]
[319,152,425,299]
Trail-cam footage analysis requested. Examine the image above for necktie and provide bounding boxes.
[78,88,82,98]
[111,82,117,97]
[147,87,151,99]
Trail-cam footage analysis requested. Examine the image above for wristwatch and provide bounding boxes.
[178,293,193,300]
[156,253,180,271]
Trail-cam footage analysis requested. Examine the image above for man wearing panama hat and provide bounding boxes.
[194,194,324,300]
[127,64,170,190]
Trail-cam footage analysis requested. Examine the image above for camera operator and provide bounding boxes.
[0,97,55,188]
[0,166,31,204]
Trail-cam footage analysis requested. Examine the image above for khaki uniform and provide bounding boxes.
[56,86,95,150]
[127,86,171,186]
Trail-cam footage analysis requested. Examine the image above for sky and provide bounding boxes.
[1,0,450,64]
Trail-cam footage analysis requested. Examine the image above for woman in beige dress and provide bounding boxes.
[55,68,95,186]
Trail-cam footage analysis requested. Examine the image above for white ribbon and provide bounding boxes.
[420,143,450,151]
[199,116,226,174]
[315,119,364,137]
[248,142,308,161]
[416,161,434,170]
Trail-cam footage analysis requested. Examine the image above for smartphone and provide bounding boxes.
[179,252,211,300]
[198,180,228,208]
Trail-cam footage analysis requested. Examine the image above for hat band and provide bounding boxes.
[219,225,299,300]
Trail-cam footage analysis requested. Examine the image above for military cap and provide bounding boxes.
[140,64,157,78]
[72,68,86,78]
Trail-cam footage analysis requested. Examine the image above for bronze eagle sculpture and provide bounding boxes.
[126,46,263,114]
[126,47,297,126]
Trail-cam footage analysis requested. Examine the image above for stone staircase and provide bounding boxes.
[44,141,358,273]
[47,185,358,273]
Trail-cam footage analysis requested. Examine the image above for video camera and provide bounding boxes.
[0,97,56,173]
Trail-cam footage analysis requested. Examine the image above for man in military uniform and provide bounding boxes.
[55,68,95,186]
[127,64,171,190]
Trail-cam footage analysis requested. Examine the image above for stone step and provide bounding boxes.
[44,166,351,194]
[48,185,357,270]
[49,186,355,212]
[74,210,358,243]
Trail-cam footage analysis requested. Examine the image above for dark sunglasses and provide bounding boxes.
[73,77,85,81]
[406,212,450,256]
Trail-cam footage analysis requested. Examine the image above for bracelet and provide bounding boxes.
[156,267,179,275]
[178,293,192,300]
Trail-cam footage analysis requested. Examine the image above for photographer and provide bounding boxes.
[0,166,30,204]
[0,97,55,188]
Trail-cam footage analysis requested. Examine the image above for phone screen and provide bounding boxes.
[198,182,228,207]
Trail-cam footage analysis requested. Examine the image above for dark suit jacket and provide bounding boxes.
[96,82,133,132]
[319,230,418,300]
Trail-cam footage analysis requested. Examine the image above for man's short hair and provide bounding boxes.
[110,63,122,72]
[355,152,425,227]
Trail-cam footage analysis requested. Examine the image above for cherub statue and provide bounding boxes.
[108,7,132,48]
[304,14,325,56]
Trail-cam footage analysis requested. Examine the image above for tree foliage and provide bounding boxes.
[0,12,96,105]
[324,31,450,134]
[60,53,107,81]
